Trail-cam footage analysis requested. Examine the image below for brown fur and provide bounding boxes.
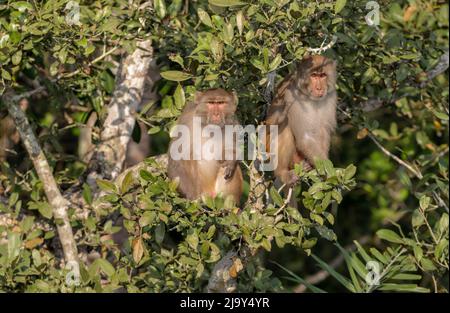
[266,55,337,186]
[168,89,243,204]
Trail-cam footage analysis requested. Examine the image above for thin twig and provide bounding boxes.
[368,133,422,178]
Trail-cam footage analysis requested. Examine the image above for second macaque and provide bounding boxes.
[266,55,337,186]
[168,88,243,204]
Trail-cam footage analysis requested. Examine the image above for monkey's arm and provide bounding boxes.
[220,125,240,180]
[274,124,299,186]
[168,157,198,199]
[297,129,330,166]
[265,97,290,125]
[220,160,238,180]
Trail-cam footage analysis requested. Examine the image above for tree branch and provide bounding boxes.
[2,95,78,265]
[86,39,153,189]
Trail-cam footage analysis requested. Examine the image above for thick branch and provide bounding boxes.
[421,49,449,88]
[207,250,239,293]
[2,95,78,265]
[87,39,153,187]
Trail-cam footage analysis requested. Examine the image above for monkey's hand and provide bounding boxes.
[302,161,313,172]
[286,170,300,187]
[221,160,237,180]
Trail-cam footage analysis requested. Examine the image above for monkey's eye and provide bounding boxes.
[311,72,326,78]
[209,101,226,105]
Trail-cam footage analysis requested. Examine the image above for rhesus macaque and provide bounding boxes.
[266,55,337,186]
[168,88,243,204]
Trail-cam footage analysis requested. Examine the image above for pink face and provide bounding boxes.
[308,72,328,99]
[207,101,227,123]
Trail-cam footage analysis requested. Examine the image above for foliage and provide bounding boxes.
[0,157,355,292]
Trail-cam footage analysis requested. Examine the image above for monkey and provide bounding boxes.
[266,55,337,186]
[168,88,243,204]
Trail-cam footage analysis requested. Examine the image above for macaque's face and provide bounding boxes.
[308,71,328,99]
[195,89,237,126]
[207,100,228,124]
[299,55,336,101]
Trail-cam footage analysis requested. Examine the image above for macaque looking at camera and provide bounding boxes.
[266,55,337,186]
[168,88,243,204]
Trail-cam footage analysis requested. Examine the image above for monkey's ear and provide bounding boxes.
[231,91,239,106]
[194,91,204,104]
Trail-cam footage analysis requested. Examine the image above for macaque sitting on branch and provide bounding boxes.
[266,55,337,186]
[168,88,243,205]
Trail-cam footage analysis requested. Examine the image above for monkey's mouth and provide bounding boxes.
[311,90,326,99]
[210,113,222,123]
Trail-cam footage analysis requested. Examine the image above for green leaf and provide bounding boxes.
[411,210,425,227]
[11,1,33,12]
[155,223,165,244]
[335,0,347,14]
[370,248,389,264]
[21,216,35,233]
[198,8,213,27]
[148,126,161,135]
[269,187,284,207]
[94,259,115,277]
[1,69,11,80]
[349,252,368,280]
[173,84,185,109]
[433,111,449,120]
[269,54,282,71]
[376,229,404,244]
[82,183,93,205]
[391,273,422,280]
[344,164,357,180]
[7,231,21,261]
[154,0,167,19]
[38,202,53,219]
[120,171,134,194]
[312,253,356,292]
[261,238,272,251]
[96,179,117,194]
[209,0,246,7]
[236,10,244,35]
[413,245,423,262]
[12,50,22,65]
[378,284,429,293]
[273,261,326,293]
[435,239,448,259]
[160,71,192,82]
[419,195,431,211]
[186,230,199,250]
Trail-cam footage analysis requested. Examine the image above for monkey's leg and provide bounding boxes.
[291,150,313,172]
[168,159,199,200]
[274,125,299,186]
[297,130,330,168]
[220,160,238,180]
[215,165,243,205]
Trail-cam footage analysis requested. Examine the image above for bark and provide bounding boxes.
[87,39,153,188]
